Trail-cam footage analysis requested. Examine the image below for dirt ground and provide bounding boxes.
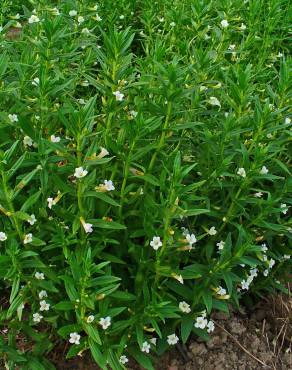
[51,292,292,370]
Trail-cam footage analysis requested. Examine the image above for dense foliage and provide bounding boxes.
[0,0,291,369]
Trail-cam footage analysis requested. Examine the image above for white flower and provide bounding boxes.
[149,338,157,345]
[119,355,129,364]
[50,135,61,143]
[239,23,246,31]
[33,313,43,323]
[69,10,77,17]
[260,166,269,175]
[32,77,39,86]
[23,136,33,147]
[221,19,229,28]
[194,316,208,329]
[283,254,290,260]
[179,301,191,313]
[95,14,102,22]
[38,290,47,299]
[207,320,215,333]
[186,233,197,247]
[237,167,246,178]
[268,259,275,269]
[87,315,95,323]
[173,274,184,284]
[129,110,138,119]
[216,241,225,250]
[47,197,56,209]
[99,316,111,330]
[35,272,45,280]
[285,117,291,124]
[97,147,109,159]
[250,268,258,278]
[228,44,236,51]
[74,167,88,178]
[82,222,93,234]
[77,98,86,105]
[280,203,289,215]
[28,14,40,24]
[0,232,7,241]
[113,90,124,101]
[167,333,179,345]
[254,192,263,198]
[217,286,227,296]
[241,280,250,290]
[69,332,80,345]
[261,243,268,252]
[263,269,269,277]
[51,7,60,16]
[23,233,33,244]
[119,15,125,20]
[27,214,37,225]
[150,236,162,250]
[39,300,50,311]
[104,180,115,191]
[82,27,90,35]
[141,341,150,353]
[208,96,221,107]
[8,114,18,123]
[77,16,85,24]
[208,226,217,236]
[170,22,176,27]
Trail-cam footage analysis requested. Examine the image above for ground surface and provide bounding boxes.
[51,294,291,370]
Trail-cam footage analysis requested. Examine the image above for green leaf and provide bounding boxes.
[89,219,126,230]
[89,338,107,369]
[181,315,194,343]
[83,323,102,345]
[85,191,120,207]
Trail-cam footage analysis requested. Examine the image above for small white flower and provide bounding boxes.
[268,259,275,269]
[207,320,215,333]
[82,28,90,35]
[250,268,258,278]
[87,315,95,323]
[280,203,289,215]
[69,332,80,345]
[69,10,77,17]
[263,269,269,277]
[217,286,227,296]
[285,117,291,124]
[283,254,290,260]
[23,136,33,147]
[27,214,37,225]
[239,23,246,31]
[38,290,47,299]
[82,221,93,234]
[50,135,61,143]
[8,114,18,123]
[179,301,191,313]
[99,316,111,330]
[28,14,40,24]
[74,167,88,178]
[47,197,55,209]
[170,22,176,27]
[186,233,197,247]
[95,14,102,22]
[97,147,109,159]
[220,19,229,28]
[51,7,60,16]
[32,77,40,86]
[241,280,250,290]
[261,243,268,252]
[194,316,208,329]
[150,236,162,251]
[237,167,246,178]
[167,333,179,345]
[23,233,33,244]
[39,300,50,311]
[77,16,85,24]
[77,98,86,105]
[80,80,89,86]
[173,274,184,284]
[35,272,45,280]
[208,226,217,236]
[208,96,221,107]
[119,15,125,20]
[33,313,43,323]
[113,90,124,101]
[103,180,115,191]
[254,192,263,198]
[141,341,150,353]
[119,355,129,364]
[228,44,236,51]
[260,166,269,175]
[0,232,7,241]
[216,241,225,250]
[150,338,157,346]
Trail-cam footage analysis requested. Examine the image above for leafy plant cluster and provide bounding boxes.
[0,0,291,369]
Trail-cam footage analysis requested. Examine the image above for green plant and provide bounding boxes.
[0,1,291,369]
